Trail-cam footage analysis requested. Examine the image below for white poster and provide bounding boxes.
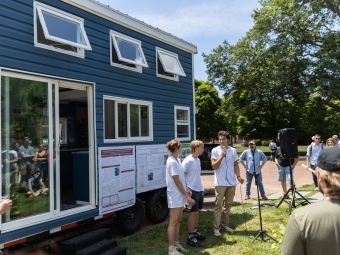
[98,146,135,215]
[136,144,170,193]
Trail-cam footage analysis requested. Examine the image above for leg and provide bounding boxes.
[245,172,253,196]
[257,173,265,197]
[312,172,318,187]
[213,186,227,229]
[168,207,183,246]
[188,191,200,233]
[221,186,236,228]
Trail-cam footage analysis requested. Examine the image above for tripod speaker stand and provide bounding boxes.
[276,128,310,214]
[276,161,310,215]
[250,150,277,244]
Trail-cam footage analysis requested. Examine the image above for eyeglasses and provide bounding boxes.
[34,173,40,176]
[315,138,321,140]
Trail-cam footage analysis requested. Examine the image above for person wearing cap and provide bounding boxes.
[211,130,245,237]
[239,141,268,200]
[280,146,340,255]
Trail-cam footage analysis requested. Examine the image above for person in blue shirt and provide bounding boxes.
[239,141,268,200]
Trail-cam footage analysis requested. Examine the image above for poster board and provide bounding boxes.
[136,144,170,194]
[98,146,135,215]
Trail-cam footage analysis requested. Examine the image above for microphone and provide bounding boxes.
[222,146,226,157]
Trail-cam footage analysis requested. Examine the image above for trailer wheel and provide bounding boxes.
[145,189,169,224]
[115,197,144,235]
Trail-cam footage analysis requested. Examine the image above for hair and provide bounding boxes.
[217,130,231,139]
[166,139,181,153]
[326,138,336,148]
[314,134,321,138]
[190,140,203,153]
[316,168,340,197]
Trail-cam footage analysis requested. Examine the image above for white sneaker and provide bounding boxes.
[220,224,235,233]
[174,241,188,252]
[314,187,319,191]
[169,245,183,255]
[214,228,221,236]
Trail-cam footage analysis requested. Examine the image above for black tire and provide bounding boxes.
[145,189,169,224]
[114,197,144,235]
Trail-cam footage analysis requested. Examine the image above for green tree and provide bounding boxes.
[195,79,224,142]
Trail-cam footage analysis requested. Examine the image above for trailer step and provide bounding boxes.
[61,227,126,255]
[75,239,116,255]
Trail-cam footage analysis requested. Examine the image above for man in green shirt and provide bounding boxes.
[280,146,340,255]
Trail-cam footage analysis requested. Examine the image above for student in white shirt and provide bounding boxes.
[166,139,195,255]
[182,140,205,247]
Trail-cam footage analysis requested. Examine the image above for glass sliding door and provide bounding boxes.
[0,72,53,227]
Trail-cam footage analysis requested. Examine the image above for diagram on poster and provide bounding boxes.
[98,146,135,214]
[136,144,170,193]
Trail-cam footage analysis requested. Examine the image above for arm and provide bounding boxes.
[172,175,194,204]
[234,161,245,184]
[40,179,46,190]
[291,157,299,168]
[259,152,267,170]
[0,199,12,215]
[33,151,38,162]
[306,145,311,167]
[211,149,226,170]
[21,151,34,159]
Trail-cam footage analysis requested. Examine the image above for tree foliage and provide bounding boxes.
[203,0,340,141]
[194,79,224,142]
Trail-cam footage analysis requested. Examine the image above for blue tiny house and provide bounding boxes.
[0,0,197,249]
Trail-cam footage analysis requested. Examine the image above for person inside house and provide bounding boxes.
[19,137,35,183]
[2,142,19,187]
[280,146,340,255]
[27,169,48,197]
[33,143,48,182]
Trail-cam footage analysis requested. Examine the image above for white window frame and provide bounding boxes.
[174,105,190,141]
[33,1,92,58]
[103,96,153,143]
[110,30,149,73]
[156,47,186,81]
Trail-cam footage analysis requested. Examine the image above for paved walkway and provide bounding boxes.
[201,161,322,203]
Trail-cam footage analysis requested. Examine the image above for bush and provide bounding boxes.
[254,139,262,146]
[262,140,270,146]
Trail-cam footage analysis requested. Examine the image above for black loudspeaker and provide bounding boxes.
[278,128,299,158]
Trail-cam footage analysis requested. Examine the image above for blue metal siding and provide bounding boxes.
[0,0,194,146]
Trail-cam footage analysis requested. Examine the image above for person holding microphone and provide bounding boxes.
[211,131,245,237]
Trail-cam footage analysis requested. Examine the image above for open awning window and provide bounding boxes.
[156,48,186,77]
[35,3,92,51]
[111,31,148,68]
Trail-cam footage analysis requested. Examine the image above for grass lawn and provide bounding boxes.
[118,184,317,255]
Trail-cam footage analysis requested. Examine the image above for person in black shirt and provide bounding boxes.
[275,148,299,197]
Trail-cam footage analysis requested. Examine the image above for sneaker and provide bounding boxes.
[194,230,206,241]
[314,187,319,191]
[220,224,234,233]
[169,245,183,255]
[213,228,221,236]
[186,235,201,247]
[174,241,188,252]
[245,195,251,200]
[262,195,268,200]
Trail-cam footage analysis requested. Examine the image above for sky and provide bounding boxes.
[96,0,261,81]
